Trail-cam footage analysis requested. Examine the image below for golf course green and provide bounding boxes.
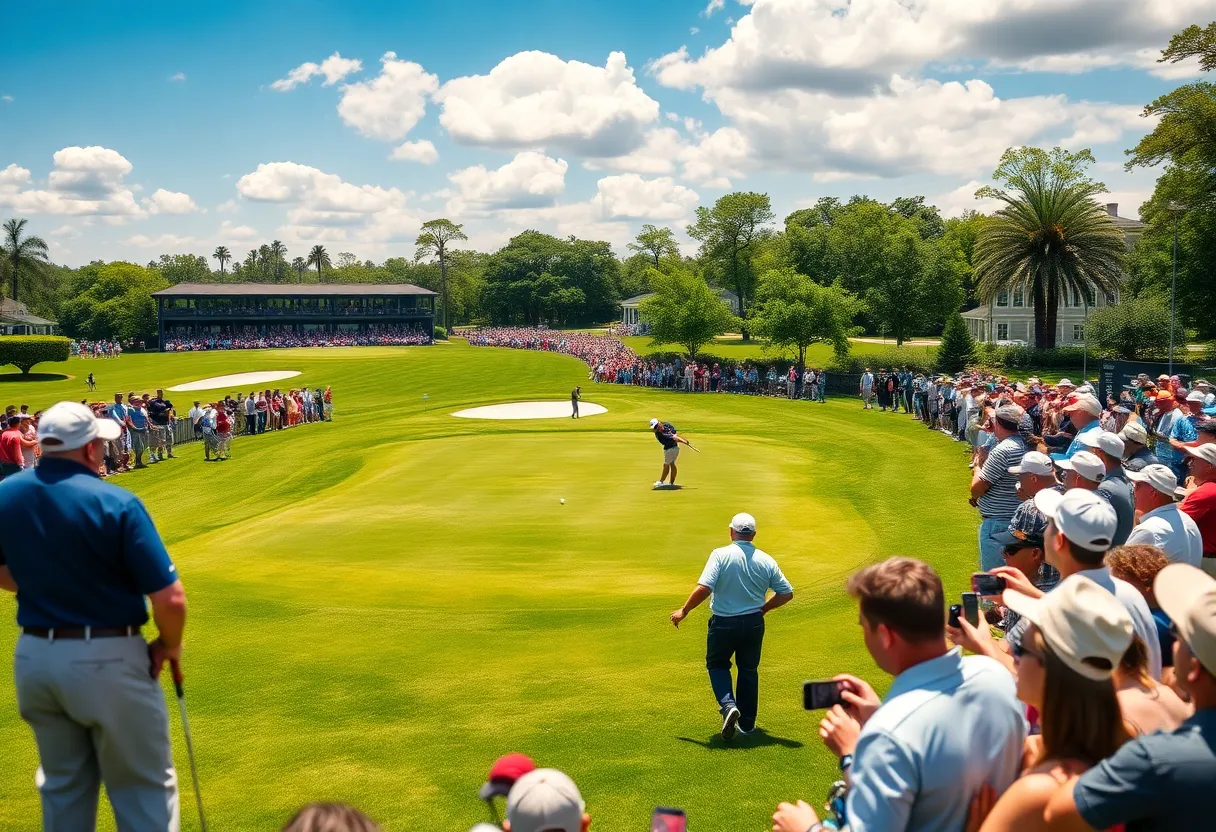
[0,341,978,831]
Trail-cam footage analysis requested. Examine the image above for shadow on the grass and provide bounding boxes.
[0,373,70,383]
[676,728,803,750]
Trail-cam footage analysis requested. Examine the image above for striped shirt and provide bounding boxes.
[978,436,1027,519]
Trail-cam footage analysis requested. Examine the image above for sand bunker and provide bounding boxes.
[451,401,607,420]
[169,370,302,392]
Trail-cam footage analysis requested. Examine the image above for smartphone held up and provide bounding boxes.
[803,680,845,710]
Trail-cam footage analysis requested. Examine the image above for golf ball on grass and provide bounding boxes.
[560,498,566,504]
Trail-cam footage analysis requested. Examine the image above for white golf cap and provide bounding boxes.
[36,401,120,451]
[1057,378,1076,388]
[1034,488,1117,550]
[995,403,1025,423]
[648,418,659,428]
[1009,451,1054,476]
[1064,395,1102,417]
[1003,576,1133,680]
[506,769,585,832]
[1183,443,1216,467]
[1078,430,1125,459]
[1118,420,1149,446]
[1126,463,1183,499]
[1187,390,1206,403]
[1154,564,1216,676]
[1055,451,1105,483]
[730,512,757,534]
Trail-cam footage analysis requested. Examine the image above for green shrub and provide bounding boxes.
[432,325,448,340]
[974,343,1093,370]
[0,336,71,374]
[826,347,936,375]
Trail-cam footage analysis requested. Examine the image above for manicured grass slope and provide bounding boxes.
[622,335,937,365]
[0,343,977,831]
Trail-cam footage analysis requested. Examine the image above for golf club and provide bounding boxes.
[688,443,701,453]
[172,661,208,832]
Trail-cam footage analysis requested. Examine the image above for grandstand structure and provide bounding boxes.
[152,283,437,345]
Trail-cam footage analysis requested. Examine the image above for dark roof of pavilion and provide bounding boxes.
[153,282,436,297]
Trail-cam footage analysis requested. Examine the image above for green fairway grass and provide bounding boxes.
[0,342,978,831]
[621,335,937,365]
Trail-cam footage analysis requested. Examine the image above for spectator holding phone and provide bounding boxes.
[773,557,1024,832]
[1045,563,1216,830]
[962,489,1163,682]
[964,577,1134,832]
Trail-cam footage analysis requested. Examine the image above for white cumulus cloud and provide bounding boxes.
[3,146,144,218]
[271,52,364,91]
[591,174,699,221]
[435,51,660,156]
[390,140,439,164]
[337,52,438,141]
[142,188,199,215]
[447,151,568,214]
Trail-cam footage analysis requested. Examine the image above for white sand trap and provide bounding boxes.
[452,401,607,420]
[169,370,302,392]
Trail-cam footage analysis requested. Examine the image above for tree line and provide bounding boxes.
[3,22,1216,355]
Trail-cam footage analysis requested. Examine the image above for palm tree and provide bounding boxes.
[415,219,468,330]
[292,256,307,283]
[257,244,273,282]
[213,245,231,276]
[973,151,1127,349]
[3,218,50,303]
[271,239,287,282]
[306,245,331,283]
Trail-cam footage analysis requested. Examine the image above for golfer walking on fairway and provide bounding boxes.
[0,401,188,831]
[670,513,794,739]
[651,417,692,488]
[571,386,580,419]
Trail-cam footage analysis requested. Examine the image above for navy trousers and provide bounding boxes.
[706,612,765,732]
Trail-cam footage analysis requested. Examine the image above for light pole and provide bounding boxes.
[1167,201,1187,375]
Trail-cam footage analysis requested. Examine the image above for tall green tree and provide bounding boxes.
[750,267,861,368]
[627,224,680,266]
[640,267,739,359]
[2,218,50,303]
[291,256,307,283]
[270,240,287,282]
[213,246,231,277]
[1087,292,1186,360]
[57,261,168,342]
[935,311,977,373]
[686,192,774,339]
[306,245,331,282]
[481,231,618,326]
[973,147,1126,348]
[865,226,965,345]
[150,254,210,285]
[1122,24,1216,336]
[415,219,468,331]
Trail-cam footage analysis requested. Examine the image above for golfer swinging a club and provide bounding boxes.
[651,417,694,488]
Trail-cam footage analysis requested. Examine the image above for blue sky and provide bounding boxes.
[0,0,1207,266]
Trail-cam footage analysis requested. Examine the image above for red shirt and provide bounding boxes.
[1180,480,1216,558]
[216,410,230,433]
[0,427,24,465]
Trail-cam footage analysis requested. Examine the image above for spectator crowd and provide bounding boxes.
[1,385,333,481]
[161,323,432,352]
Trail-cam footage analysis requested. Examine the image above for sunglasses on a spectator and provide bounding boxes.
[1011,641,1044,662]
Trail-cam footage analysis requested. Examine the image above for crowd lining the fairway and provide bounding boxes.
[3,336,1216,831]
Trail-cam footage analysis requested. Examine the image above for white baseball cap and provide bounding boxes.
[1126,464,1183,499]
[1064,395,1102,417]
[1003,576,1133,680]
[1185,390,1206,403]
[1009,451,1054,476]
[648,418,659,428]
[1034,488,1117,550]
[1118,421,1149,446]
[506,769,585,832]
[1078,430,1125,459]
[1183,443,1216,467]
[1055,451,1105,483]
[1057,379,1076,388]
[1155,564,1216,676]
[730,512,757,534]
[36,401,120,451]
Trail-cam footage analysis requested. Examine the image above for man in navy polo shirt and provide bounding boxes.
[0,401,188,831]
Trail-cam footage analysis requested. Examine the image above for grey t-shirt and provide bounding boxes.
[1074,710,1216,831]
[1097,470,1136,546]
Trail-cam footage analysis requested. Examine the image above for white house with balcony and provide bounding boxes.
[961,203,1145,345]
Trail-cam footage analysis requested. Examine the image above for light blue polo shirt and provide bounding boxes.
[697,541,792,617]
[1050,418,1100,461]
[846,649,1026,832]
